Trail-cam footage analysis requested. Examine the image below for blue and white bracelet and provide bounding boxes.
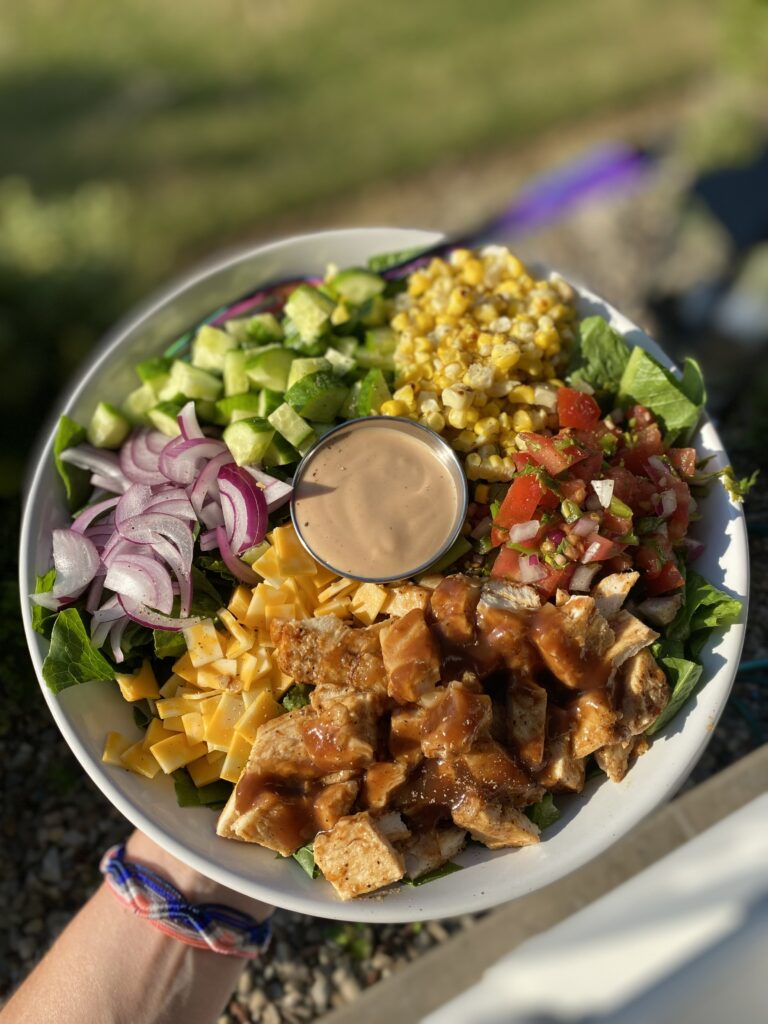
[100,843,271,959]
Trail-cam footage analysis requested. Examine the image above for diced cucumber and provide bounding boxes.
[191,325,237,372]
[224,312,283,346]
[365,326,397,354]
[267,403,316,451]
[309,422,337,439]
[426,536,472,573]
[356,349,395,372]
[136,357,172,392]
[284,284,335,342]
[324,347,356,376]
[223,350,249,397]
[263,433,300,467]
[256,388,284,418]
[159,360,223,402]
[340,380,362,419]
[214,392,263,424]
[223,417,275,466]
[328,268,386,305]
[148,401,182,437]
[329,335,360,358]
[122,383,156,425]
[360,294,391,328]
[357,368,391,416]
[194,399,219,424]
[286,357,331,390]
[87,401,131,449]
[284,372,348,421]
[241,539,270,565]
[245,345,295,392]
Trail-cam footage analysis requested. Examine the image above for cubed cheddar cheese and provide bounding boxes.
[143,717,175,749]
[114,660,160,702]
[237,649,271,689]
[351,583,388,625]
[172,652,198,683]
[156,696,198,719]
[158,673,184,698]
[227,585,252,622]
[235,691,284,745]
[272,524,317,577]
[183,619,224,667]
[161,715,185,732]
[188,752,225,787]
[264,603,296,629]
[317,577,357,603]
[218,608,255,657]
[314,595,352,619]
[219,731,254,784]
[204,693,245,751]
[251,546,283,587]
[150,733,208,774]
[121,741,161,779]
[102,731,133,766]
[182,712,205,745]
[269,667,294,697]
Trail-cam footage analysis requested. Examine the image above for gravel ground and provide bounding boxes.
[2,140,767,1020]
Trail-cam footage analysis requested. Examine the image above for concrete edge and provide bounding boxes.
[320,744,768,1024]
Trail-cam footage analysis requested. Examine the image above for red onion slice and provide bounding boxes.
[572,516,600,538]
[105,554,174,615]
[71,496,120,534]
[90,473,129,494]
[646,455,670,487]
[120,430,168,485]
[189,451,233,514]
[29,530,101,609]
[115,512,195,566]
[508,520,540,543]
[215,526,260,583]
[590,479,614,509]
[470,516,491,540]
[198,503,224,529]
[109,618,130,664]
[60,445,128,490]
[518,553,547,584]
[218,464,268,554]
[243,466,293,512]
[159,436,228,486]
[118,595,202,632]
[178,401,205,440]
[659,488,678,518]
[199,530,219,552]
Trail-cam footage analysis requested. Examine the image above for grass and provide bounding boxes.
[1,0,718,280]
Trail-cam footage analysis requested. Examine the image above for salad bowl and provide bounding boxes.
[19,228,749,922]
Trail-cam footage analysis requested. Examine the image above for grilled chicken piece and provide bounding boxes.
[507,677,548,769]
[594,734,650,782]
[377,810,411,843]
[536,708,586,793]
[420,681,492,760]
[401,825,466,880]
[615,648,669,734]
[474,603,540,677]
[313,811,406,900]
[380,608,441,703]
[603,612,659,676]
[591,571,639,620]
[428,574,482,646]
[270,616,387,695]
[568,690,621,759]
[479,580,542,613]
[530,597,614,689]
[362,761,409,810]
[451,793,540,849]
[458,740,544,807]
[386,585,431,617]
[314,780,360,832]
[389,705,428,768]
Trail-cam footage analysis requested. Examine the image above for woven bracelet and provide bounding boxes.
[99,843,271,959]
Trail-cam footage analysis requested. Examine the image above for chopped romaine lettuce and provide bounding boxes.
[646,655,703,735]
[292,842,322,878]
[53,415,90,511]
[525,792,561,830]
[173,768,232,810]
[402,861,463,886]
[42,608,114,693]
[31,569,56,638]
[568,316,631,402]
[618,347,702,444]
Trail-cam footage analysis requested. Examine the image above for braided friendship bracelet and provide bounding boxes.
[99,844,271,959]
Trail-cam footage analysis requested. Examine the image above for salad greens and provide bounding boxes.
[53,414,90,511]
[617,347,703,444]
[526,793,561,831]
[281,684,313,711]
[173,768,233,810]
[568,315,630,402]
[42,608,114,694]
[31,569,57,638]
[291,842,322,879]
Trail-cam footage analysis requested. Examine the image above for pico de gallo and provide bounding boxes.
[483,389,698,602]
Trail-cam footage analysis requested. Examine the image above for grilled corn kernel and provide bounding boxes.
[512,409,534,431]
[380,400,408,417]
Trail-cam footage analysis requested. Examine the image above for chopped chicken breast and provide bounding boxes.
[380,608,441,703]
[313,812,405,900]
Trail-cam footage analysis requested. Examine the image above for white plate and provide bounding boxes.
[19,228,749,922]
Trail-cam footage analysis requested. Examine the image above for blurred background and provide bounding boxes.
[1,0,767,1019]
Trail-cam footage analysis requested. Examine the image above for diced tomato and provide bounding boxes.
[517,433,590,476]
[602,510,632,535]
[494,475,543,529]
[645,560,685,595]
[535,563,575,599]
[605,553,634,573]
[557,387,601,430]
[636,534,674,579]
[561,478,587,505]
[580,534,619,562]
[629,404,656,429]
[606,466,656,515]
[512,452,537,472]
[623,423,664,474]
[490,546,520,580]
[570,452,603,484]
[669,448,696,479]
[666,477,691,542]
[490,526,507,548]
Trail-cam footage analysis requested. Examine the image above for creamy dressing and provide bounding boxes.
[292,424,461,580]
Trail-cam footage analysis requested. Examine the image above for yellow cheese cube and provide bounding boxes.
[241,678,274,706]
[220,731,254,784]
[227,585,253,622]
[235,691,284,745]
[204,692,245,751]
[156,696,197,719]
[243,585,268,630]
[114,660,160,702]
[102,731,133,766]
[268,667,294,698]
[350,583,388,625]
[188,752,225,787]
[272,524,317,577]
[313,562,337,588]
[317,577,357,603]
[172,652,198,683]
[251,545,283,587]
[210,657,238,677]
[182,712,205,745]
[195,667,226,690]
[161,715,185,732]
[238,649,271,689]
[218,609,256,658]
[264,604,296,629]
[143,717,175,749]
[150,733,208,774]
[183,619,224,668]
[158,673,184,698]
[384,585,431,617]
[415,573,444,590]
[121,741,161,778]
[314,595,352,619]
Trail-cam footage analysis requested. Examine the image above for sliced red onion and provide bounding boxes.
[118,595,201,632]
[105,554,174,615]
[30,530,100,609]
[116,484,155,524]
[71,496,120,534]
[178,400,205,440]
[91,597,125,647]
[200,530,219,552]
[582,540,605,563]
[189,450,233,514]
[470,516,491,540]
[159,436,228,486]
[549,529,565,546]
[570,564,600,592]
[199,502,224,529]
[109,618,130,664]
[646,455,669,487]
[508,520,540,543]
[591,479,614,509]
[85,574,105,613]
[517,553,547,584]
[116,512,194,566]
[90,473,128,494]
[680,536,705,561]
[60,445,128,490]
[120,430,168,485]
[218,464,268,554]
[215,526,260,583]
[659,489,678,518]
[572,516,600,538]
[243,466,293,512]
